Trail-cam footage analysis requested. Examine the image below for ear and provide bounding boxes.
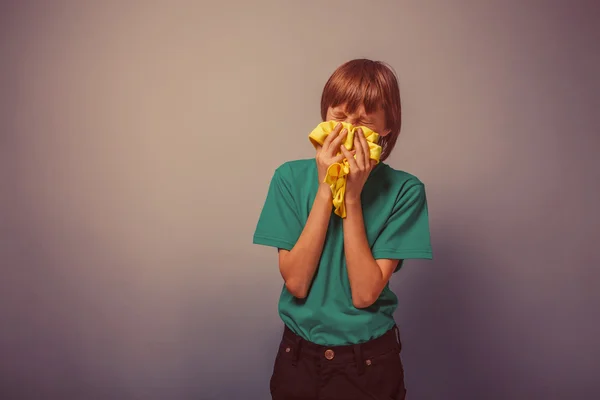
[379,128,392,137]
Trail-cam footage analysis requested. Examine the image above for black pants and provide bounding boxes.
[270,325,407,400]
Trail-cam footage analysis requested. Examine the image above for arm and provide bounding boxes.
[343,200,399,308]
[339,129,398,308]
[253,124,348,298]
[278,184,333,298]
[279,124,347,298]
[340,128,431,309]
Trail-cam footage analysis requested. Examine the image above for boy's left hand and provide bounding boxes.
[340,128,376,205]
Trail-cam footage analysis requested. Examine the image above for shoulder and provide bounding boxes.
[377,163,425,189]
[375,163,427,203]
[273,158,316,182]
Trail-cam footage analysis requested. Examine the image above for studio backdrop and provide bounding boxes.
[1,1,599,399]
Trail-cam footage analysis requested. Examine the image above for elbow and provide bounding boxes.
[285,279,309,299]
[279,256,310,299]
[285,280,308,299]
[352,291,378,309]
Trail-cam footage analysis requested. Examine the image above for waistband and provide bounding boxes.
[281,325,401,372]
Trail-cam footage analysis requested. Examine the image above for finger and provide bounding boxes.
[333,121,344,133]
[353,136,364,169]
[322,122,342,149]
[358,128,370,167]
[340,145,358,171]
[355,128,367,168]
[329,128,348,155]
[331,152,345,164]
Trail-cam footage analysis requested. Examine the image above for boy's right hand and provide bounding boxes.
[315,122,349,187]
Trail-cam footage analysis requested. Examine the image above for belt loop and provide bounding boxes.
[353,344,365,375]
[291,337,302,366]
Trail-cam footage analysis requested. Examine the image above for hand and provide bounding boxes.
[340,127,376,204]
[315,122,349,186]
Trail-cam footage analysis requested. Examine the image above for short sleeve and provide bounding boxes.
[252,165,303,251]
[371,183,433,264]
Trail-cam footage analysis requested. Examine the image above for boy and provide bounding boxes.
[253,59,433,400]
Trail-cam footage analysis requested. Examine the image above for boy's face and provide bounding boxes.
[326,103,391,137]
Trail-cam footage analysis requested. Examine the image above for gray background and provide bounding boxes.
[1,1,599,399]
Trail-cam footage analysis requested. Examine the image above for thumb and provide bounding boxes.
[332,153,344,164]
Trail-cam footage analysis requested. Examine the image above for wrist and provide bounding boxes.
[343,198,363,220]
[316,184,332,201]
[345,196,362,207]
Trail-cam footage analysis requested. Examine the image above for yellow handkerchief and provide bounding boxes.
[308,121,382,218]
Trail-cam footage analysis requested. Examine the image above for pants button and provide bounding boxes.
[324,349,335,360]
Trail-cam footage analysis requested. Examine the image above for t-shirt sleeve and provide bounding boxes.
[371,182,433,264]
[252,165,303,251]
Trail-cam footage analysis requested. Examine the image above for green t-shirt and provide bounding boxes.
[253,159,432,346]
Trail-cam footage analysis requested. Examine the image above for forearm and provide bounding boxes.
[279,184,332,298]
[343,200,385,308]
